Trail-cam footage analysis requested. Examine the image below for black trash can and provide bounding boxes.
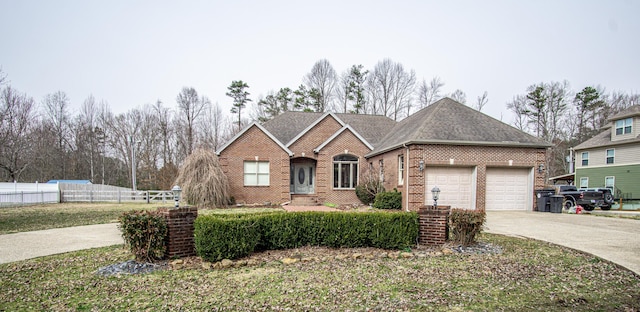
[535,189,554,212]
[549,195,564,213]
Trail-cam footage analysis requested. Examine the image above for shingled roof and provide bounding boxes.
[574,105,640,150]
[262,111,396,147]
[367,98,551,157]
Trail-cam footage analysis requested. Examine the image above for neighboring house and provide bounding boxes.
[573,105,640,199]
[217,98,550,211]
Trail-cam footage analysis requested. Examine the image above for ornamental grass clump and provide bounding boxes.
[118,210,167,262]
[449,208,486,246]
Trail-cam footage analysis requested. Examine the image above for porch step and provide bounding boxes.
[290,195,320,206]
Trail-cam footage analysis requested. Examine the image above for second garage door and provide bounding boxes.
[425,167,475,210]
[485,167,532,210]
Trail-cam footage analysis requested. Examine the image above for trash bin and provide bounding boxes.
[535,189,554,212]
[549,195,564,213]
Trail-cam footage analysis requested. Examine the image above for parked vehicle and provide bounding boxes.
[552,185,615,211]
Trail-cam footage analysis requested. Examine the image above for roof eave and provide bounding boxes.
[314,125,374,153]
[216,122,294,157]
[365,139,552,158]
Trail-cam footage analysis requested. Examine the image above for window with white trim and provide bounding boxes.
[615,117,632,135]
[398,155,404,185]
[379,159,384,182]
[581,152,589,166]
[605,176,615,190]
[333,155,358,189]
[580,177,589,188]
[606,149,615,164]
[244,161,270,186]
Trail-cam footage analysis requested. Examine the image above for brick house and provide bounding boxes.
[217,98,550,211]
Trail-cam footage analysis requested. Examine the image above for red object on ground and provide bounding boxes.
[576,205,583,214]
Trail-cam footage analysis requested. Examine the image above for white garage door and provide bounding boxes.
[485,168,531,210]
[425,167,475,209]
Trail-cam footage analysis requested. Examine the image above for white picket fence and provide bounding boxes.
[61,190,174,204]
[0,191,60,207]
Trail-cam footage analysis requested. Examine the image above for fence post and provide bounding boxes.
[21,191,24,206]
[118,190,121,204]
[147,191,150,204]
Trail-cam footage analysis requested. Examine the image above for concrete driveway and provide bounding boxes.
[485,211,640,275]
[0,223,123,264]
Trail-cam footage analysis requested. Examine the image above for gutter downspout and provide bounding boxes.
[404,143,410,212]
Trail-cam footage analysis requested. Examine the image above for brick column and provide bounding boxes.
[157,207,198,259]
[417,205,451,246]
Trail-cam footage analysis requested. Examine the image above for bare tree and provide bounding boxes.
[506,94,529,132]
[303,59,338,112]
[366,59,416,120]
[176,87,209,157]
[0,87,37,181]
[199,101,224,151]
[417,77,445,108]
[449,89,467,104]
[153,100,174,167]
[475,91,488,111]
[42,91,72,179]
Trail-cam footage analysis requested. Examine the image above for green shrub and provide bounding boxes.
[355,181,384,205]
[449,209,486,246]
[194,211,419,262]
[373,189,402,209]
[118,210,167,262]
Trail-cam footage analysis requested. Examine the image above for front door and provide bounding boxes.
[293,164,315,194]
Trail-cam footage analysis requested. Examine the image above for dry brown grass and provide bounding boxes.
[174,148,230,208]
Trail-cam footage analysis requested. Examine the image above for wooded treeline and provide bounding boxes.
[1,60,638,188]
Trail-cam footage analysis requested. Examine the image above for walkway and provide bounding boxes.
[485,211,640,275]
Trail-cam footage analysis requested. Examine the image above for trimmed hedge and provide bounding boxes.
[449,208,486,246]
[373,189,402,209]
[194,211,419,262]
[118,210,167,262]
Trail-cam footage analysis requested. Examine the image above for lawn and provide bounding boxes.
[0,202,285,234]
[1,234,639,311]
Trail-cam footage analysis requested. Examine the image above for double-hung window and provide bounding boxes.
[333,155,358,189]
[581,152,589,166]
[244,161,270,186]
[615,118,632,135]
[605,176,615,190]
[606,149,615,164]
[580,177,589,188]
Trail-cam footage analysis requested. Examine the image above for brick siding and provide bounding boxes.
[157,207,198,258]
[418,205,450,246]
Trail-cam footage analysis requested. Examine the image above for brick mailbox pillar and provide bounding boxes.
[418,205,451,246]
[157,207,198,258]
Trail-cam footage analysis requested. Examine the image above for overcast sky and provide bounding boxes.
[1,0,638,124]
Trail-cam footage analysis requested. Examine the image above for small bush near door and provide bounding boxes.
[372,189,402,209]
[449,209,486,246]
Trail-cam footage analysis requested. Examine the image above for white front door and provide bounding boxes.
[293,164,315,194]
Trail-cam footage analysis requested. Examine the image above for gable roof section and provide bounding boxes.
[216,122,293,156]
[283,112,345,147]
[367,97,551,157]
[262,111,397,148]
[608,105,640,121]
[314,125,374,153]
[573,128,640,150]
[262,111,324,145]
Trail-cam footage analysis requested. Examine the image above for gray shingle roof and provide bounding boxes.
[262,112,396,147]
[368,98,551,156]
[573,128,640,150]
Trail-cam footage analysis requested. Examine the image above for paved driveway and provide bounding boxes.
[0,223,123,264]
[485,211,640,275]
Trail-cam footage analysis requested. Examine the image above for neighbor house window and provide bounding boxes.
[580,177,589,188]
[615,118,632,135]
[581,152,589,166]
[379,159,384,182]
[244,161,269,186]
[333,155,358,189]
[605,176,615,190]
[606,149,615,164]
[398,155,404,185]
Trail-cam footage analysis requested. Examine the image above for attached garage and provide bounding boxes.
[485,167,532,210]
[425,167,475,209]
